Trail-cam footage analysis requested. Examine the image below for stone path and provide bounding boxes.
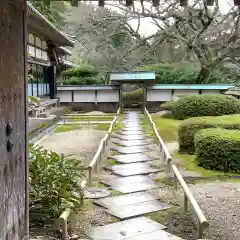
[87,111,183,239]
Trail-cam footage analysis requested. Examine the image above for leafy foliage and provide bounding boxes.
[63,65,99,78]
[29,145,85,224]
[137,62,236,85]
[28,0,67,28]
[195,128,240,173]
[178,115,240,153]
[172,95,240,120]
[160,101,176,113]
[123,89,143,108]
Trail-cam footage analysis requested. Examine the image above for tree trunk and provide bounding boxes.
[196,66,211,84]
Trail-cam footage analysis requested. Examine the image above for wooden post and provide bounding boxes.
[47,65,57,99]
[0,1,28,239]
[119,83,123,110]
[184,193,188,212]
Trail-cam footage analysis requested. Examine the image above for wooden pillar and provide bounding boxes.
[119,84,123,110]
[0,1,28,239]
[143,84,147,110]
[47,65,57,99]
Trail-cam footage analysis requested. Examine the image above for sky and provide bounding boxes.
[104,0,235,37]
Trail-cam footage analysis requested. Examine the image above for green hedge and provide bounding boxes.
[160,101,176,112]
[195,128,240,173]
[123,89,143,108]
[63,65,98,77]
[172,95,240,120]
[178,115,240,153]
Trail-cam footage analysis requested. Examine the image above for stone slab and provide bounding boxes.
[112,139,151,147]
[100,175,151,186]
[107,200,172,220]
[94,192,158,208]
[122,127,143,131]
[109,153,154,163]
[116,130,145,136]
[105,162,151,171]
[109,180,164,194]
[113,134,147,141]
[111,146,150,154]
[106,163,162,176]
[84,187,110,199]
[125,230,184,240]
[87,217,166,240]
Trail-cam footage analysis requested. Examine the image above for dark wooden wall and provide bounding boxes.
[0,1,28,239]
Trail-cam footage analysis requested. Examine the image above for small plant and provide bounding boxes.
[28,96,40,106]
[29,145,85,225]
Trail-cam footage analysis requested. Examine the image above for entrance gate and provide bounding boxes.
[109,71,156,110]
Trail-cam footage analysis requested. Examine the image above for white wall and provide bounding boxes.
[202,90,221,95]
[57,91,72,102]
[147,89,172,101]
[172,89,199,101]
[97,90,119,102]
[74,90,95,102]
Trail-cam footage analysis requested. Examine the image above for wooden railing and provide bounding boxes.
[56,179,87,240]
[87,107,121,185]
[144,107,209,238]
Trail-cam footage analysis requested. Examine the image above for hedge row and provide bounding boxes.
[178,115,240,153]
[195,128,240,173]
[170,95,240,120]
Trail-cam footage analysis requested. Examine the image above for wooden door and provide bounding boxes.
[0,1,28,239]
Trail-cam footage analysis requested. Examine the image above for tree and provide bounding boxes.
[28,0,68,27]
[108,0,240,83]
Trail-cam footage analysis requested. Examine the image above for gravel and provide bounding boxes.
[40,129,106,165]
[150,181,240,240]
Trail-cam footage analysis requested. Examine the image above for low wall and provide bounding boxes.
[57,85,120,112]
[146,84,234,112]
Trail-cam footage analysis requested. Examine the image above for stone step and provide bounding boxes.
[109,153,154,163]
[111,146,150,154]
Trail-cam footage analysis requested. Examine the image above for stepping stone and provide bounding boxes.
[109,153,154,163]
[87,217,166,240]
[84,187,110,199]
[100,175,151,185]
[94,192,159,208]
[125,230,184,240]
[111,146,150,154]
[116,130,145,136]
[106,163,162,176]
[113,134,147,141]
[108,179,163,194]
[122,127,143,131]
[107,200,171,220]
[112,139,151,147]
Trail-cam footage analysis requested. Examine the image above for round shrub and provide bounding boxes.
[194,128,240,173]
[178,115,240,153]
[160,101,176,112]
[173,95,240,120]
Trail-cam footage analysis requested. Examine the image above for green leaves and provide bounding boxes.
[29,145,85,224]
[195,128,240,173]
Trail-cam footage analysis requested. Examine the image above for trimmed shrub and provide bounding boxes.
[173,95,240,120]
[63,65,98,77]
[123,89,143,108]
[178,115,240,153]
[160,101,176,112]
[194,128,240,173]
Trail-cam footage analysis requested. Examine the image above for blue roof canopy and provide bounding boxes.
[109,71,156,82]
[147,84,234,90]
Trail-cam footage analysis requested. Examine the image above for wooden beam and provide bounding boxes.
[71,0,79,7]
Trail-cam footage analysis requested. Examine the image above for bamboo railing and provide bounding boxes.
[144,107,209,238]
[87,107,121,185]
[57,179,87,240]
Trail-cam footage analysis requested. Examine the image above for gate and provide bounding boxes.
[0,1,28,239]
